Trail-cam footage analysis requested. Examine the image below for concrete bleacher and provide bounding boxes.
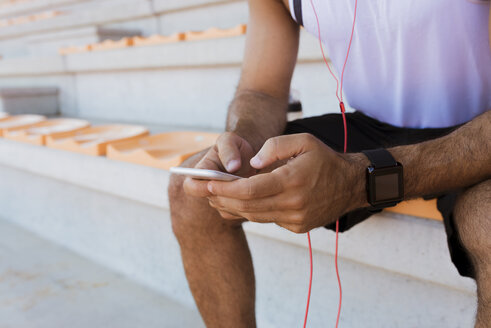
[0,0,478,327]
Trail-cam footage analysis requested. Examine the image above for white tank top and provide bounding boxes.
[289,0,491,128]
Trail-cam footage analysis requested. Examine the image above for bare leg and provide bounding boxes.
[168,150,256,328]
[453,179,491,328]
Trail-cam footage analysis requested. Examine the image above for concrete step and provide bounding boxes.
[0,0,243,41]
[0,0,95,19]
[0,138,477,327]
[0,218,205,328]
[0,31,338,128]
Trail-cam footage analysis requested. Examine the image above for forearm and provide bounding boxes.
[393,110,491,198]
[348,110,491,208]
[226,89,288,152]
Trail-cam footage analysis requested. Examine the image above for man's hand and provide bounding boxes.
[183,132,256,205]
[206,133,367,233]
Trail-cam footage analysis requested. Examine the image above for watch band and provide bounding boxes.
[362,148,397,168]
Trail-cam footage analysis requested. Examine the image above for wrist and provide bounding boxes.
[342,152,370,210]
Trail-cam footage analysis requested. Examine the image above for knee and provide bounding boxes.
[168,170,202,240]
[168,148,243,242]
[167,151,206,240]
[168,172,186,218]
[454,179,491,259]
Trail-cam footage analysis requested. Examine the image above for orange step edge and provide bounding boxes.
[106,131,219,169]
[58,24,248,54]
[46,124,149,156]
[0,115,46,137]
[3,118,90,146]
[0,10,62,27]
[59,44,92,55]
[184,24,247,42]
[385,198,443,221]
[132,33,185,47]
[90,37,134,52]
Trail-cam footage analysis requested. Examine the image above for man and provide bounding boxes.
[169,0,491,326]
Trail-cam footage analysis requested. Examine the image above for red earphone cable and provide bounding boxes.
[340,0,358,103]
[303,0,358,327]
[303,232,313,328]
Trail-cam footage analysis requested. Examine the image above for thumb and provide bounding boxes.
[250,134,315,169]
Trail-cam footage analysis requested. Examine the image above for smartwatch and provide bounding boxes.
[362,148,404,210]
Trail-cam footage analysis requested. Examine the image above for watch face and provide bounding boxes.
[367,165,404,206]
[374,173,400,201]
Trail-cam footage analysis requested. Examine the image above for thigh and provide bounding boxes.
[439,179,491,279]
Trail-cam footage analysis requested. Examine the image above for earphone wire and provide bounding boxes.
[303,0,358,327]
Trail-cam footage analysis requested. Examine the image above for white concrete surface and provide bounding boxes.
[0,218,205,328]
[27,26,142,56]
[0,0,153,40]
[0,160,477,327]
[0,0,91,19]
[0,0,241,42]
[152,0,237,14]
[0,139,475,327]
[73,68,238,129]
[0,29,336,125]
[0,138,477,293]
[0,56,65,76]
[64,36,247,71]
[0,38,28,58]
[158,1,248,36]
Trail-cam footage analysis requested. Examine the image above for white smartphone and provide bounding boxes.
[170,167,241,181]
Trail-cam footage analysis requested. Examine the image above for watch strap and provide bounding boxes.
[362,148,397,168]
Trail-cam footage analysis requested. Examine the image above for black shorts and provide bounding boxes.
[284,111,474,278]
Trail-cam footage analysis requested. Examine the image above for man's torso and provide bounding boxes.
[284,0,491,128]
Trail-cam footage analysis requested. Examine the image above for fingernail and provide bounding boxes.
[250,156,261,167]
[207,183,214,194]
[226,159,240,172]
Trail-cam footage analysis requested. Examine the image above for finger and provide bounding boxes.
[183,177,212,197]
[208,199,242,218]
[245,210,302,224]
[218,210,243,220]
[250,134,316,169]
[216,133,243,173]
[209,193,293,214]
[242,211,299,224]
[195,149,224,171]
[222,209,277,224]
[210,197,302,226]
[209,198,279,223]
[208,172,283,200]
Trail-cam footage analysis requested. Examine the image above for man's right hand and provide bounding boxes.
[183,132,257,198]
